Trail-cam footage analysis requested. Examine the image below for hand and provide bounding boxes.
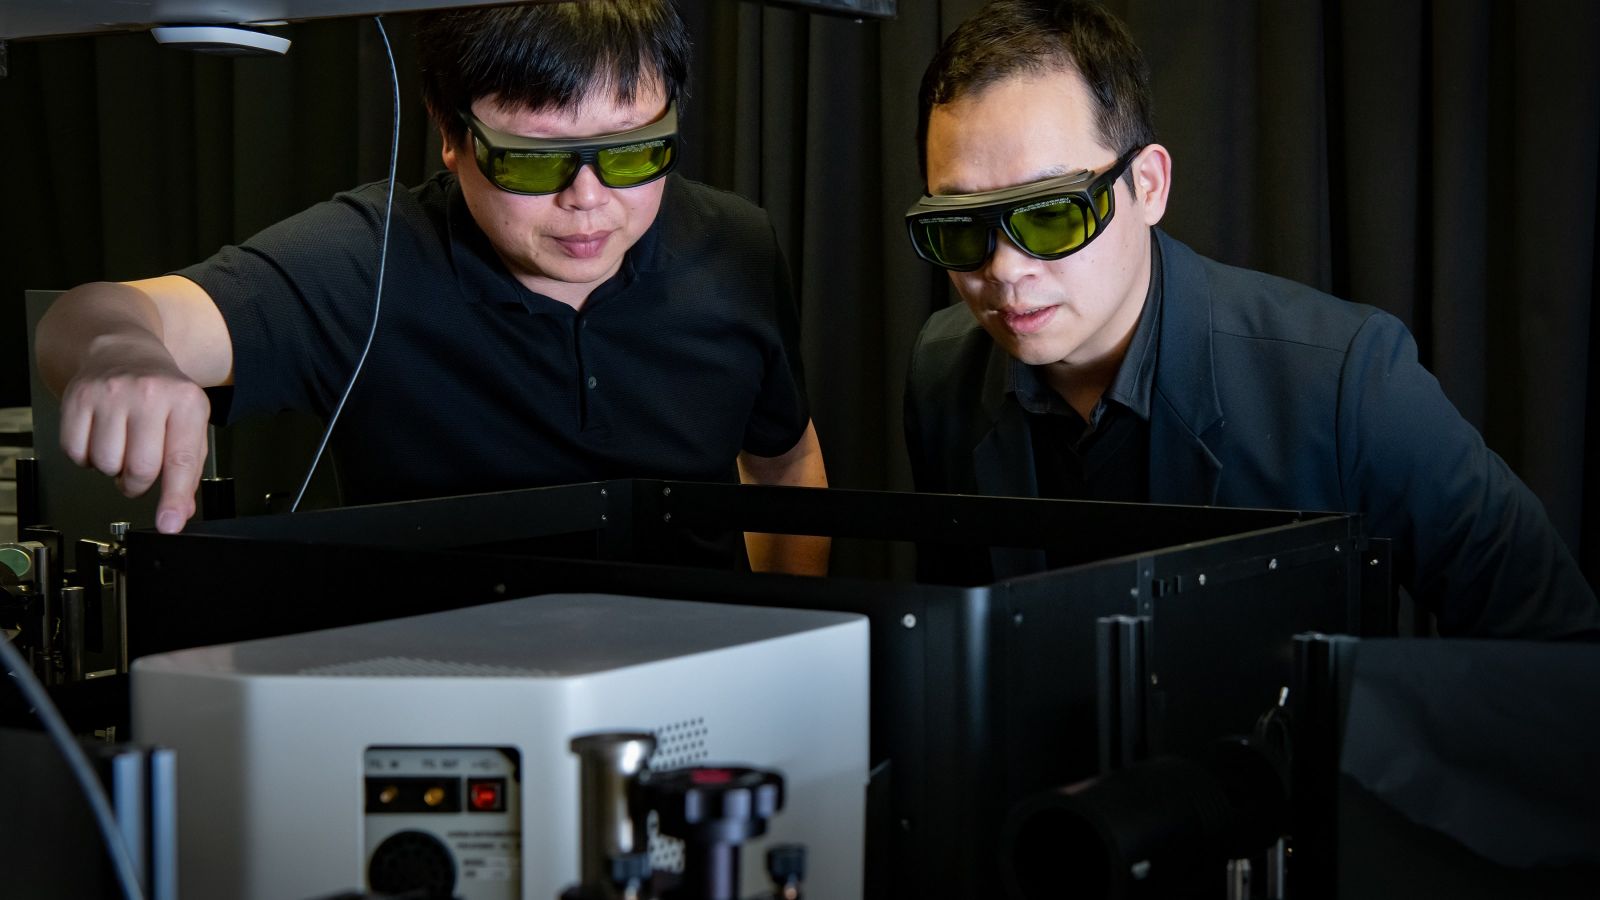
[58,335,212,534]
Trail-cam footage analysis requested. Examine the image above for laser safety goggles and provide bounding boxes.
[904,146,1143,271]
[459,102,679,195]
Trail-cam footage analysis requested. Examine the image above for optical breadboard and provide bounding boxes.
[131,593,868,900]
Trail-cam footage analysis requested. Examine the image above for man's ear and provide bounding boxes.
[1130,143,1172,227]
[440,127,462,174]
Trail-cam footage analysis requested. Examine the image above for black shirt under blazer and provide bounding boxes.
[904,230,1599,638]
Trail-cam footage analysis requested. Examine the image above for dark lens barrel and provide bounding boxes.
[1001,738,1288,900]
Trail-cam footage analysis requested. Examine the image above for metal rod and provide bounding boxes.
[1226,858,1252,900]
[33,542,54,685]
[62,585,85,681]
[570,731,656,899]
[111,522,130,673]
[1096,614,1149,773]
[15,457,40,529]
[1267,837,1287,899]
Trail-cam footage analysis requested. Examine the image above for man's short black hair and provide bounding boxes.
[418,0,691,149]
[916,0,1155,182]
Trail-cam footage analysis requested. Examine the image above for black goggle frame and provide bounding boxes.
[904,145,1144,271]
[459,102,680,195]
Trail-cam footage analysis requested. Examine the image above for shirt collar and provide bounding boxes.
[1007,232,1165,421]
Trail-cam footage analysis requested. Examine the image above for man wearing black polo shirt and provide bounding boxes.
[35,1,829,575]
[902,0,1599,636]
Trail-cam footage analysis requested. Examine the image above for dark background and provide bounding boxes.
[1,0,1595,584]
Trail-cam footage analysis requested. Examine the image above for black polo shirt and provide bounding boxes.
[1013,235,1163,504]
[181,172,810,506]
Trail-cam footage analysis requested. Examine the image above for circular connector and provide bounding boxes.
[368,830,456,900]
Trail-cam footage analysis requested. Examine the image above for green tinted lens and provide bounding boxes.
[597,139,673,187]
[915,217,990,268]
[1008,197,1092,257]
[492,150,580,193]
[1093,183,1112,219]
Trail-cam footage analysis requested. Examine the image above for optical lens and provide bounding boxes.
[1009,197,1092,257]
[598,139,674,187]
[493,150,579,194]
[1093,183,1113,220]
[915,217,990,269]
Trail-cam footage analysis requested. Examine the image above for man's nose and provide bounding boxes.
[983,230,1041,284]
[557,164,609,210]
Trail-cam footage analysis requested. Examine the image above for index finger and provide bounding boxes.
[154,403,210,534]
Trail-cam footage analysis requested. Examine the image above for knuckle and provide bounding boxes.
[166,447,202,472]
[125,457,162,483]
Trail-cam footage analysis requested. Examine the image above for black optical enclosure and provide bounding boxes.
[109,480,1384,898]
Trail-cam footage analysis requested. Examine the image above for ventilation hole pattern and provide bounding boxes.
[647,810,683,873]
[651,717,710,769]
[647,716,711,873]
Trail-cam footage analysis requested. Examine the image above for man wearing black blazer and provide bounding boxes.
[902,0,1597,638]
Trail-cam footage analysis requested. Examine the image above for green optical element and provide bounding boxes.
[904,146,1143,271]
[460,102,679,195]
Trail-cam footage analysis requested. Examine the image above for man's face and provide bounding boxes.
[924,69,1166,372]
[443,82,670,309]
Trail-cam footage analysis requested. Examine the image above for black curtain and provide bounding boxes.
[2,0,1594,582]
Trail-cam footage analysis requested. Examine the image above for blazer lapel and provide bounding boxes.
[973,407,1036,499]
[970,348,1049,577]
[1148,231,1225,505]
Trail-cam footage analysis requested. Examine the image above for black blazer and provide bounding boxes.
[905,230,1598,638]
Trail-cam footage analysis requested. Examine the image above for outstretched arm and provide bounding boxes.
[35,275,233,533]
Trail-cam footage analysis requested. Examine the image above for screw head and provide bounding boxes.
[901,614,917,629]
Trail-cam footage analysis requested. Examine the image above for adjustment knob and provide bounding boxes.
[636,766,785,845]
[767,843,806,882]
[634,767,786,900]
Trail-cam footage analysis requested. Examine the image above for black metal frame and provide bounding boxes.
[118,480,1387,899]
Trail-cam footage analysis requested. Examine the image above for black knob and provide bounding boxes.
[766,843,806,882]
[635,767,786,900]
[637,766,785,845]
[609,850,652,888]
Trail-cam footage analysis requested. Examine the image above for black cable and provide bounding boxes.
[292,14,401,512]
[0,636,147,900]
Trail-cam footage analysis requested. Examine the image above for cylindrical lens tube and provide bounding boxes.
[570,731,656,899]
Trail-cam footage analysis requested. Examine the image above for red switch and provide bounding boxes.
[467,778,505,812]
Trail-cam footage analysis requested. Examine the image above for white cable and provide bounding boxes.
[292,14,400,512]
[0,636,147,900]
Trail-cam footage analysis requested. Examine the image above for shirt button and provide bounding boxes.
[587,376,598,389]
